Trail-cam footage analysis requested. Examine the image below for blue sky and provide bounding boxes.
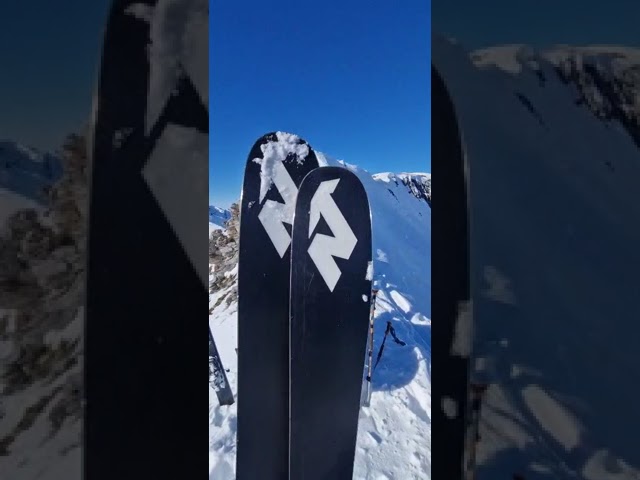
[433,0,640,49]
[5,1,640,208]
[0,1,110,153]
[210,0,431,207]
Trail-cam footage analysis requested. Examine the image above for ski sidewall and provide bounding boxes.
[236,132,319,479]
[289,166,372,480]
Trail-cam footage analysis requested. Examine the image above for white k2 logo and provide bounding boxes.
[257,160,298,258]
[308,179,357,292]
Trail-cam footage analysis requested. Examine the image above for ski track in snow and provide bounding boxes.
[209,147,431,479]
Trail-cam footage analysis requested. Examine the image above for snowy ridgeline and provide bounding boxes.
[209,205,231,235]
[208,156,432,479]
[435,35,640,479]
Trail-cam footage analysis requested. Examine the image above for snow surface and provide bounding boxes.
[434,34,640,479]
[209,152,432,479]
[0,189,41,226]
[0,223,83,480]
[209,206,231,234]
[209,222,222,235]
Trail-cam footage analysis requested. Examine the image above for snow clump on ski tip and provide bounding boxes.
[252,131,310,202]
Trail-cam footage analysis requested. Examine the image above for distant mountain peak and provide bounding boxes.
[373,172,431,206]
[209,205,232,232]
[0,141,63,204]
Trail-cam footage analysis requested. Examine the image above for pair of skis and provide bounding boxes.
[236,132,373,480]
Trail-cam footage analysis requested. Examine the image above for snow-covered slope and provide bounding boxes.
[209,205,231,233]
[209,147,431,479]
[0,141,63,205]
[0,134,86,480]
[434,35,640,479]
[373,172,431,207]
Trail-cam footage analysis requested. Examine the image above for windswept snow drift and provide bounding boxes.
[209,144,432,479]
[434,34,640,480]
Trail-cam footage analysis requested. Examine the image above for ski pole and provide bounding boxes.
[209,327,234,406]
[363,288,379,406]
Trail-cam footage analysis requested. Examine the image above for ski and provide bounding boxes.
[236,132,320,479]
[431,63,473,480]
[289,166,372,480]
[209,327,234,406]
[86,0,208,478]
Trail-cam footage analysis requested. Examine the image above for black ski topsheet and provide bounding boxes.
[86,0,208,478]
[236,132,319,479]
[209,327,234,406]
[431,64,471,479]
[289,166,372,480]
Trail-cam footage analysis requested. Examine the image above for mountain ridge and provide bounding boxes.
[470,43,640,148]
[209,205,231,233]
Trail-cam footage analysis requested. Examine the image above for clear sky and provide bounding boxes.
[9,1,638,208]
[0,1,111,153]
[433,0,640,50]
[210,0,431,207]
